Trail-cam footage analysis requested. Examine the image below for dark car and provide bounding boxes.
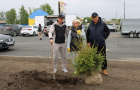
[0,24,23,36]
[0,26,3,31]
[0,34,15,49]
[43,26,50,36]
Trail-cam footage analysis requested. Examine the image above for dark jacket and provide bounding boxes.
[38,26,42,32]
[70,26,82,51]
[54,24,66,43]
[86,17,110,46]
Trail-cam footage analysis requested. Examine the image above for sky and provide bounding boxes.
[1,0,140,20]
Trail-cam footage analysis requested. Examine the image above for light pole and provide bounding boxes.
[124,0,125,19]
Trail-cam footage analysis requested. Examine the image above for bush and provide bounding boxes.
[71,45,105,76]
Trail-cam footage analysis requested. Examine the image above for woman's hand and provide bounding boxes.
[67,48,70,52]
[77,30,81,34]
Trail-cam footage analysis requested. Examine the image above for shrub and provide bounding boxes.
[71,45,105,76]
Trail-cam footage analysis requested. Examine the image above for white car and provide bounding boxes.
[21,25,38,36]
[107,24,117,32]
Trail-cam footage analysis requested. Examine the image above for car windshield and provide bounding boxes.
[23,26,32,28]
[108,24,114,26]
[3,25,11,29]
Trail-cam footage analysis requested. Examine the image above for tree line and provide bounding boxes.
[0,3,54,24]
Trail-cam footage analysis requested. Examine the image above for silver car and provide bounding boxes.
[0,34,15,49]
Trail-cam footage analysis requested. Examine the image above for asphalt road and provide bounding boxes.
[0,32,140,62]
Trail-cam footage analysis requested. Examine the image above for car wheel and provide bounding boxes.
[137,33,140,38]
[22,34,25,37]
[3,48,9,50]
[129,33,134,38]
[33,32,36,36]
[13,32,17,37]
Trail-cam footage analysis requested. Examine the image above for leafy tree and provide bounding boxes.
[19,5,29,24]
[6,8,17,24]
[77,17,81,20]
[40,3,54,15]
[0,11,6,21]
[83,17,92,23]
[28,7,39,15]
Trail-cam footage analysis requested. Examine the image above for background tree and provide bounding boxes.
[83,17,92,23]
[40,3,54,15]
[77,17,81,20]
[28,7,39,15]
[0,11,6,21]
[6,8,17,24]
[19,5,29,24]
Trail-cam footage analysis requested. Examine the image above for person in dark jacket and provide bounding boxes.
[38,24,42,40]
[86,12,110,76]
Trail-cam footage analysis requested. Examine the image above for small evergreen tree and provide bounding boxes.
[71,43,105,76]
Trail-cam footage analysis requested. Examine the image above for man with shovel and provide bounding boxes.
[86,12,110,76]
[49,14,69,73]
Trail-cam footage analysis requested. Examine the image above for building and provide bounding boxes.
[28,9,48,25]
[0,21,7,26]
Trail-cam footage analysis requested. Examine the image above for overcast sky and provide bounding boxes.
[1,0,140,20]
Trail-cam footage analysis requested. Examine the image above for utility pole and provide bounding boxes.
[115,12,117,25]
[58,1,60,14]
[124,0,125,19]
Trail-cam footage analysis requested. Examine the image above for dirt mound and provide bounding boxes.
[6,70,84,90]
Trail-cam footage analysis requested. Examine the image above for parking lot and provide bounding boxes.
[0,32,140,62]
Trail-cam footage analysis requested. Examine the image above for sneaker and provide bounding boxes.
[62,67,68,73]
[40,38,42,40]
[54,68,57,73]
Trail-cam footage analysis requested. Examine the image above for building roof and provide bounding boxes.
[0,21,7,24]
[28,9,49,18]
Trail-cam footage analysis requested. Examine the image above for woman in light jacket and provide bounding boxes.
[67,19,86,72]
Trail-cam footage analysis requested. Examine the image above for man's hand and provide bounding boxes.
[77,30,81,35]
[87,43,91,47]
[50,39,53,45]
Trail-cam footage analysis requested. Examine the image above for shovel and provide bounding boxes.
[51,44,56,81]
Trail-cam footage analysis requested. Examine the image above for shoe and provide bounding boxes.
[62,67,68,73]
[54,68,57,73]
[102,69,108,76]
[40,38,42,40]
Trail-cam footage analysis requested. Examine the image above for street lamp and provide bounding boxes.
[124,0,125,19]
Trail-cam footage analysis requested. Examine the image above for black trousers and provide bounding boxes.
[96,45,107,70]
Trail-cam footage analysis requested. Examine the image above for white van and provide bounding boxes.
[120,19,140,38]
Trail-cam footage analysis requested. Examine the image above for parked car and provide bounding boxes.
[0,24,23,36]
[21,25,38,36]
[0,26,3,32]
[107,24,117,32]
[43,26,50,36]
[0,34,15,49]
[82,25,88,34]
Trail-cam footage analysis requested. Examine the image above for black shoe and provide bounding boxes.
[40,38,42,40]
